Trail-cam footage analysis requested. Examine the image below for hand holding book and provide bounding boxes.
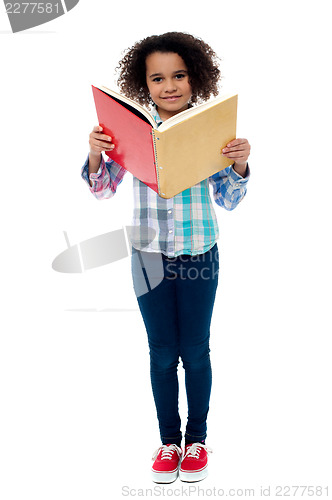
[87,125,115,183]
[222,138,251,177]
[89,125,115,156]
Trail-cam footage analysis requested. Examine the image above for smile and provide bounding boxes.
[162,96,181,101]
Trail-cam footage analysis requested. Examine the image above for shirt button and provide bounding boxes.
[168,210,172,214]
[169,230,173,234]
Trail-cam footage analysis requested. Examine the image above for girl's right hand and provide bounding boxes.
[89,125,115,156]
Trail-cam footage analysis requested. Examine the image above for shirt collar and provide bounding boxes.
[150,103,193,127]
[150,105,163,126]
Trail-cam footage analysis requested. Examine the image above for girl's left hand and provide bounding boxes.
[222,138,251,168]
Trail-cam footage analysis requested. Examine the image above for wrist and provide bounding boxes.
[89,150,101,158]
[233,161,247,177]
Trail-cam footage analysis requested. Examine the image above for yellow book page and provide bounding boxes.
[154,95,238,198]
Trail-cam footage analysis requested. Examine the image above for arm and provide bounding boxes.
[81,153,127,200]
[81,125,127,200]
[210,137,251,210]
[88,151,103,182]
[209,162,250,211]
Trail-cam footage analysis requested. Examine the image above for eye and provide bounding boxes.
[152,77,163,83]
[175,74,186,80]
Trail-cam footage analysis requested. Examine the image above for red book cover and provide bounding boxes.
[91,86,158,193]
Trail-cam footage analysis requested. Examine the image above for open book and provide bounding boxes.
[92,85,238,198]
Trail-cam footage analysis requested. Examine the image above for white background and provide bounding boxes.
[0,1,331,498]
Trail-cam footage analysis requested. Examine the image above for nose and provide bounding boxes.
[164,78,177,93]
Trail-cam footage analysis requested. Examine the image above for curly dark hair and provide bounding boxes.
[116,32,221,107]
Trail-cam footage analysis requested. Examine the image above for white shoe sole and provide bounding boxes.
[179,466,208,482]
[151,469,179,483]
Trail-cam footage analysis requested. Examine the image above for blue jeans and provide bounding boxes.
[131,244,219,445]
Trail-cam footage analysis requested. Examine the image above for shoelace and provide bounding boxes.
[152,444,182,461]
[184,443,213,459]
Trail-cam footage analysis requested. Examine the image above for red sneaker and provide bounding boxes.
[151,444,182,483]
[179,443,212,482]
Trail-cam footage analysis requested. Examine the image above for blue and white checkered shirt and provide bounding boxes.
[81,106,250,257]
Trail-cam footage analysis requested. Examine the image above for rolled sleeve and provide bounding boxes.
[209,163,250,211]
[81,154,127,200]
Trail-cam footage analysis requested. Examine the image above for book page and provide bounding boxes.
[158,93,237,132]
[98,86,158,128]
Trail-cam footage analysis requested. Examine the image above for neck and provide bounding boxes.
[156,104,190,121]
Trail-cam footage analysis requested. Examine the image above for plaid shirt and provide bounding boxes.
[81,107,250,257]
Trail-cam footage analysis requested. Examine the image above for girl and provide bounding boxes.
[81,32,251,483]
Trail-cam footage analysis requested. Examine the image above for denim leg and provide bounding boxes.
[175,244,219,442]
[132,245,219,445]
[133,251,182,445]
[149,340,182,445]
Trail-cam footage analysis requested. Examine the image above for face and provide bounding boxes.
[145,51,192,121]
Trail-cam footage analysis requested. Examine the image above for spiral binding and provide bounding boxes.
[151,130,163,196]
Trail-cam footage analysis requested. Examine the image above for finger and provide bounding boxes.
[90,133,112,144]
[95,140,115,149]
[92,125,103,133]
[227,139,247,147]
[90,131,112,143]
[222,150,246,158]
[223,145,247,152]
[100,134,112,142]
[93,144,114,153]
